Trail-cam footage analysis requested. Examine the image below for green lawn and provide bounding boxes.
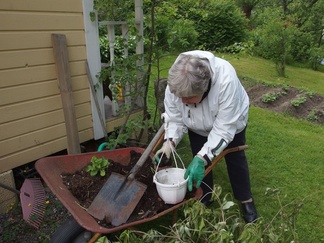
[221,53,324,95]
[148,53,324,241]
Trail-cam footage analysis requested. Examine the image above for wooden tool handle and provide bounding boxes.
[128,125,165,180]
[204,145,249,176]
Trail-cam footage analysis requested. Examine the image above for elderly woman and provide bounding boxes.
[155,50,258,223]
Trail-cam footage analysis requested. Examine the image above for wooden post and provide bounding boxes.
[51,34,81,154]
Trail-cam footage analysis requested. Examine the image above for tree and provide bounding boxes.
[250,0,323,71]
[251,6,299,76]
[235,0,260,19]
[177,0,248,51]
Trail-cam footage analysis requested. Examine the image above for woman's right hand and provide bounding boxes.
[153,141,174,165]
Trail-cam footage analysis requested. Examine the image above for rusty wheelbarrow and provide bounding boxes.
[35,147,202,233]
[35,143,248,241]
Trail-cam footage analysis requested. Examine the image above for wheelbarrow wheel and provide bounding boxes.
[73,230,93,243]
[50,216,85,243]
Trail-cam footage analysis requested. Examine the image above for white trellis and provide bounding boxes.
[83,0,144,139]
[99,0,144,116]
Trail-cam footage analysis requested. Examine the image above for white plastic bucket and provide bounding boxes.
[153,168,188,204]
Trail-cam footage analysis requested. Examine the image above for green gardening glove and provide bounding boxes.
[184,156,205,191]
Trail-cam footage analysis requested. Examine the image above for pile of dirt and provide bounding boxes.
[246,84,324,125]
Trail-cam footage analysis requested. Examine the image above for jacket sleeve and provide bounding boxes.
[163,86,187,146]
[197,75,247,161]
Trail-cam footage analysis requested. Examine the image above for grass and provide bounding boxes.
[220,53,324,95]
[147,53,324,241]
[246,108,324,241]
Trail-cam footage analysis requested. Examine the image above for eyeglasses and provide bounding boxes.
[180,96,202,104]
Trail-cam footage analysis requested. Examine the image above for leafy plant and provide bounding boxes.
[307,109,321,121]
[184,0,248,50]
[262,91,287,103]
[86,156,110,176]
[103,115,150,149]
[298,88,315,98]
[98,186,302,242]
[290,96,307,107]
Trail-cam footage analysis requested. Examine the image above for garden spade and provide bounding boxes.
[87,125,165,227]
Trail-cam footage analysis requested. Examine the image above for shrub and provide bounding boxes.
[149,1,199,52]
[187,0,248,50]
[97,186,302,242]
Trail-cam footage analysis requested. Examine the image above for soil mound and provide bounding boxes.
[247,84,324,125]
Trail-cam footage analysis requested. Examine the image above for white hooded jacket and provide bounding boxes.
[164,50,249,162]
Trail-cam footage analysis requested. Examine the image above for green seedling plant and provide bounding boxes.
[298,87,315,98]
[262,90,287,103]
[290,96,307,107]
[86,156,110,176]
[307,109,323,121]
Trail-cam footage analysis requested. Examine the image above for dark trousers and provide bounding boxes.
[188,127,252,202]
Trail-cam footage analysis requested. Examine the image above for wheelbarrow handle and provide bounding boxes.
[152,131,165,153]
[204,145,249,176]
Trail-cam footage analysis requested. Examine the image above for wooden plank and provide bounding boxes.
[0,81,60,106]
[0,12,84,31]
[0,103,91,141]
[73,90,91,104]
[0,0,82,12]
[0,116,92,156]
[0,65,56,88]
[52,33,81,154]
[0,90,90,124]
[68,61,87,79]
[0,63,88,88]
[0,96,61,124]
[0,46,86,69]
[0,109,145,172]
[0,77,89,106]
[0,129,93,174]
[0,124,67,156]
[0,31,86,51]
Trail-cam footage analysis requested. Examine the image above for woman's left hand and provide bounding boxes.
[184,156,205,191]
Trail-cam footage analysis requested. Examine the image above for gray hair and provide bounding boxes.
[167,55,211,97]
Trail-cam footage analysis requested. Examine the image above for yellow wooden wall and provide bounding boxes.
[0,0,94,173]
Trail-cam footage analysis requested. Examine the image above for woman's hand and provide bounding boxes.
[184,155,205,191]
[153,141,174,165]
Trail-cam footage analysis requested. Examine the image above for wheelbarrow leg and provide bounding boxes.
[88,232,101,243]
[172,209,178,224]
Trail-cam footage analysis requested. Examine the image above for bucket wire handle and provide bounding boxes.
[155,113,186,173]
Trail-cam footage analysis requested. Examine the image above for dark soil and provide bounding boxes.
[247,84,324,125]
[61,150,194,228]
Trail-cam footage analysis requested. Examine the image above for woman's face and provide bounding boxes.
[181,95,203,104]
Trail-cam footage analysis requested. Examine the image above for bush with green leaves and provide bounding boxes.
[309,46,324,71]
[250,7,298,77]
[99,25,140,64]
[219,41,254,55]
[177,0,248,51]
[144,1,199,52]
[97,186,302,242]
[86,156,110,177]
